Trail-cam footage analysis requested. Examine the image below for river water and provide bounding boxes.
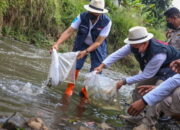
[0,37,135,129]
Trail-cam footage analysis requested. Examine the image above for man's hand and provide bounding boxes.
[137,85,155,96]
[94,64,105,73]
[49,43,59,54]
[170,59,180,73]
[77,50,88,60]
[116,80,125,90]
[52,43,59,51]
[128,99,146,116]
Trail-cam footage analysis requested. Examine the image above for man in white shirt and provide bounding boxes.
[128,59,180,130]
[52,0,112,97]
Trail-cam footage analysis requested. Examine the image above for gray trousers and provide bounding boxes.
[131,77,180,127]
[132,77,163,102]
[143,87,180,127]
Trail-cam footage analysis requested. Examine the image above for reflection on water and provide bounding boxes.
[0,37,134,129]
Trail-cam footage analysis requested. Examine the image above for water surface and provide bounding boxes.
[0,37,134,129]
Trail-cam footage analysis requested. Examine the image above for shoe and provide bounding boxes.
[158,112,171,122]
[133,124,156,130]
[118,115,143,125]
[158,116,171,122]
[79,87,88,99]
[65,83,74,96]
[64,70,80,96]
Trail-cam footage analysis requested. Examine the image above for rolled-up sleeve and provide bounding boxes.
[99,20,112,37]
[71,15,81,30]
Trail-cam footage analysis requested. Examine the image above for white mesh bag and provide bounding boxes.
[47,49,79,87]
[84,71,118,101]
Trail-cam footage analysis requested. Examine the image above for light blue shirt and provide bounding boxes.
[143,74,180,106]
[102,44,167,84]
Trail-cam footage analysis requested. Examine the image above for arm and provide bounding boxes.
[128,74,180,116]
[52,15,81,51]
[94,44,131,72]
[103,44,131,67]
[53,27,76,50]
[126,53,167,84]
[143,74,180,106]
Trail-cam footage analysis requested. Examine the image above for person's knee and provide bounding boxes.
[155,80,163,86]
[172,87,180,102]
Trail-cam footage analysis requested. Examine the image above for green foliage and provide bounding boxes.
[2,26,11,35]
[1,0,87,46]
[59,0,87,26]
[121,0,172,27]
[28,31,50,47]
[109,8,144,50]
[148,27,166,41]
[0,0,8,14]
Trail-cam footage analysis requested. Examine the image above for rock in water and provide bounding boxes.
[3,112,27,129]
[28,117,48,130]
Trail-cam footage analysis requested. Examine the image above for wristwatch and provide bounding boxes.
[122,78,127,85]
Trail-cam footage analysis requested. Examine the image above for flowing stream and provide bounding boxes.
[0,37,135,129]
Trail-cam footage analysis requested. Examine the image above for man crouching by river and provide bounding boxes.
[95,26,180,100]
[128,59,180,130]
[95,26,180,129]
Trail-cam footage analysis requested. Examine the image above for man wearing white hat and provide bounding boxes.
[96,26,179,90]
[95,26,180,129]
[52,0,112,97]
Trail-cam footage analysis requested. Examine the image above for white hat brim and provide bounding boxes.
[124,33,154,44]
[84,5,108,14]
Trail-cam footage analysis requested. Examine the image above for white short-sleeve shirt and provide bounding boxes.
[71,15,112,45]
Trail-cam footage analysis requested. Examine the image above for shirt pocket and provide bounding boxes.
[79,25,89,35]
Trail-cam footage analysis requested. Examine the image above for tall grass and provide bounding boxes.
[1,0,87,47]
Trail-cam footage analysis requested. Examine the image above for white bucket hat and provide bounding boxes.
[124,26,154,44]
[84,0,108,14]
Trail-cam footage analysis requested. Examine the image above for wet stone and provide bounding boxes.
[2,112,27,129]
[156,120,180,130]
[27,117,48,130]
[99,122,114,130]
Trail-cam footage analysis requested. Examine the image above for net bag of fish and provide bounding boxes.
[84,71,118,101]
[47,49,79,87]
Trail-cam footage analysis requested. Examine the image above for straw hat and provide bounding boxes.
[84,0,108,14]
[124,26,153,44]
